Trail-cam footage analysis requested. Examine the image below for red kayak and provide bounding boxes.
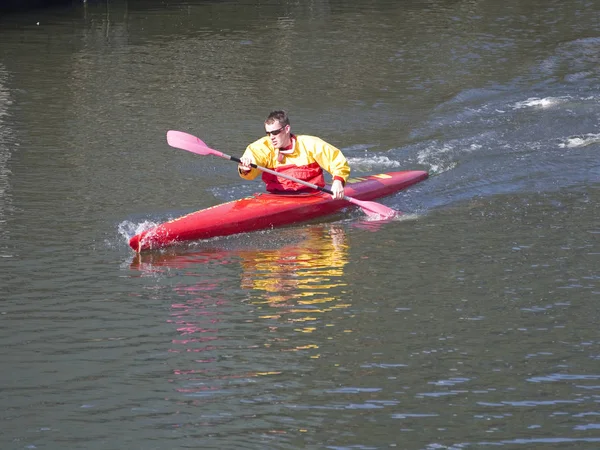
[129,170,428,252]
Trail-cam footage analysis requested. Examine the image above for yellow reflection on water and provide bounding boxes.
[238,225,350,355]
[131,223,351,369]
[240,224,348,303]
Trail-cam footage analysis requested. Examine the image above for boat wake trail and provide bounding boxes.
[394,36,600,212]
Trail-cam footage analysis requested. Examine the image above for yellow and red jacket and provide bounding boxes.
[238,135,350,193]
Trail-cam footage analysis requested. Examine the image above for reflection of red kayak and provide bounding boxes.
[129,171,428,252]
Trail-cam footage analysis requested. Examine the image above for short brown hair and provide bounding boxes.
[265,110,290,127]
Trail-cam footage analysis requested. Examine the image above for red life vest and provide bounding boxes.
[261,161,325,193]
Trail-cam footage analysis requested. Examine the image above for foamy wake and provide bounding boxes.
[416,143,468,175]
[347,155,403,171]
[513,96,570,109]
[559,133,600,148]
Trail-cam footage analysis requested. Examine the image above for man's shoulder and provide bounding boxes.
[248,137,272,149]
[296,135,326,145]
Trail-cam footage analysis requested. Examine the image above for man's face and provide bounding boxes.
[265,122,290,149]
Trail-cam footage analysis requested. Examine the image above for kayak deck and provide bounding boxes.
[129,170,428,252]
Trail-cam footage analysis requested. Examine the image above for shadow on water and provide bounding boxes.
[0,0,72,14]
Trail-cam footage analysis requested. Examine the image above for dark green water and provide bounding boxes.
[1,1,599,448]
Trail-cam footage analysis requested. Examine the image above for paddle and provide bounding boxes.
[166,130,398,219]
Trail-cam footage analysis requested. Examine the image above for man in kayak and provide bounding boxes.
[238,110,350,199]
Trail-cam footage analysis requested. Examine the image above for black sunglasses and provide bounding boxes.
[266,125,286,136]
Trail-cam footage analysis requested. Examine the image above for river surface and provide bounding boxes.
[1,0,599,449]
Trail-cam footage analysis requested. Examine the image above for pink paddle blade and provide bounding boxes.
[166,130,224,158]
[347,197,397,219]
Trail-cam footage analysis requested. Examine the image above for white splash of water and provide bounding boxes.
[347,155,403,171]
[513,96,570,109]
[416,143,460,175]
[559,133,600,148]
[118,220,159,241]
